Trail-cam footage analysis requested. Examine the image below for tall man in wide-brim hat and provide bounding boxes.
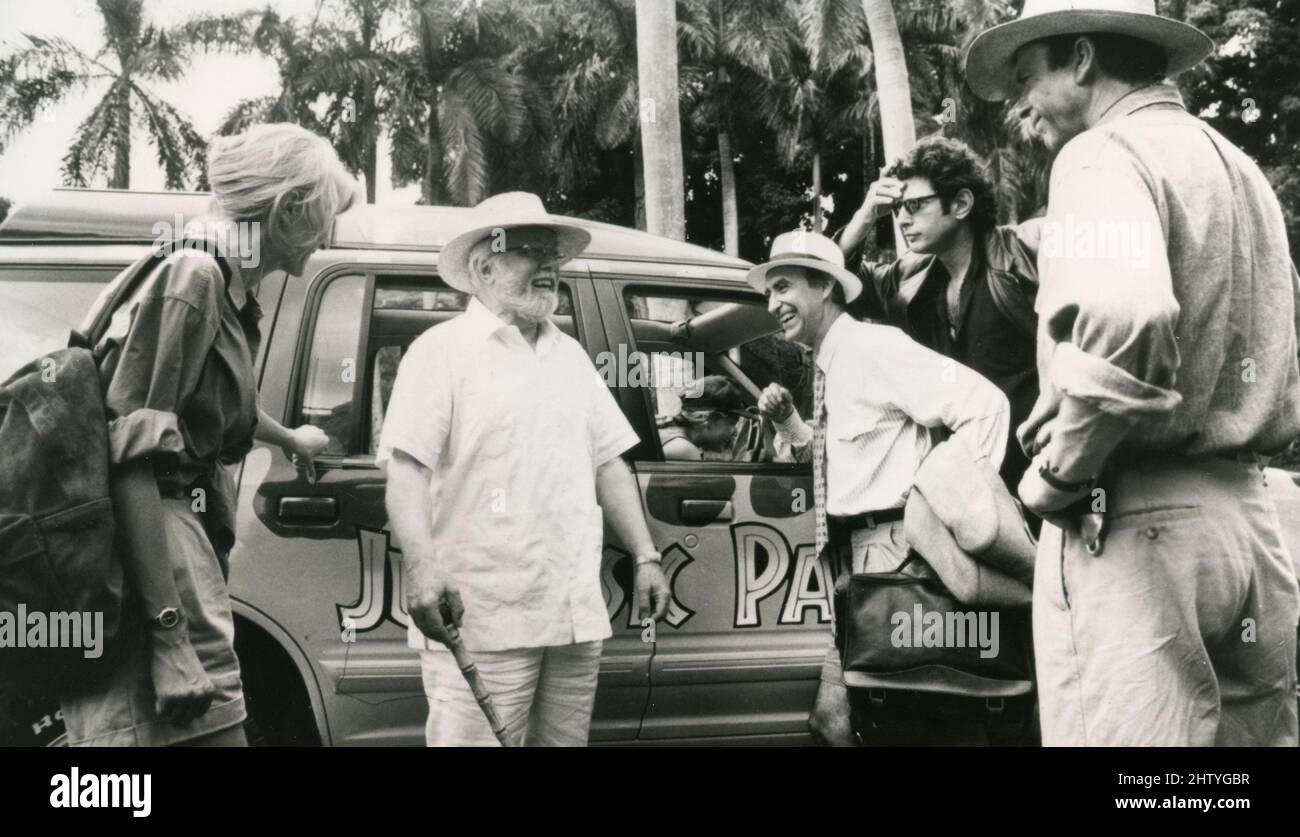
[378,192,670,746]
[966,0,1300,745]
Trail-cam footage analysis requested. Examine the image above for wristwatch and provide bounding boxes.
[633,552,663,567]
[147,606,184,631]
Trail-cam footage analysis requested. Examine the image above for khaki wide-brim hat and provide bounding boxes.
[964,0,1215,102]
[745,229,863,304]
[438,191,592,293]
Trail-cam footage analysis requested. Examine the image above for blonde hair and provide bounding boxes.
[206,123,360,252]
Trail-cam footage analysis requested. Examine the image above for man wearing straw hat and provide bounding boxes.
[749,229,1011,744]
[966,0,1300,745]
[378,192,670,747]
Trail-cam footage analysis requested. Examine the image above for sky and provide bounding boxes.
[0,0,420,208]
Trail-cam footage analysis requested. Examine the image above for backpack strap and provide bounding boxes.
[74,248,234,349]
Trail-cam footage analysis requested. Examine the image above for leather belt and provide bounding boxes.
[828,508,904,537]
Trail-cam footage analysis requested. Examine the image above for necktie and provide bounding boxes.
[812,366,828,555]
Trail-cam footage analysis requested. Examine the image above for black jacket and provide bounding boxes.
[847,226,1039,487]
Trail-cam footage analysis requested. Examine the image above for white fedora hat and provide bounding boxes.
[964,0,1214,102]
[744,230,863,303]
[438,192,592,293]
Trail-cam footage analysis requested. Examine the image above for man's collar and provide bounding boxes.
[464,296,560,350]
[814,311,852,371]
[1096,83,1185,128]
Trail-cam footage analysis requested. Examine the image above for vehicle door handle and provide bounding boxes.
[278,496,338,523]
[679,499,733,523]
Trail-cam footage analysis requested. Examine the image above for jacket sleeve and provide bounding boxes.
[846,259,894,322]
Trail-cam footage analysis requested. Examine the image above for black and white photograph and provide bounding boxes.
[0,0,1296,810]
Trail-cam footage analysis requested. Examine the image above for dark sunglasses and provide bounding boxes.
[891,194,940,216]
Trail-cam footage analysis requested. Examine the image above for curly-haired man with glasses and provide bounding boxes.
[838,136,1041,495]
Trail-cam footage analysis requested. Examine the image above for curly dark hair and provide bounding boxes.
[884,136,998,233]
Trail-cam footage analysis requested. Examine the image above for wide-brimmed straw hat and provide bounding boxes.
[438,191,591,293]
[744,230,863,304]
[964,0,1214,102]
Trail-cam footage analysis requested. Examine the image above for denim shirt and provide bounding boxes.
[1027,83,1300,477]
[96,251,262,561]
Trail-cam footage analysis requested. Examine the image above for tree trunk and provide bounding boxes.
[111,82,130,189]
[633,136,647,231]
[812,150,823,233]
[863,116,875,194]
[718,129,739,256]
[635,0,687,240]
[861,0,914,252]
[423,94,446,205]
[363,83,378,204]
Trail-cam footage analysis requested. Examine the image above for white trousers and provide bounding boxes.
[419,641,602,747]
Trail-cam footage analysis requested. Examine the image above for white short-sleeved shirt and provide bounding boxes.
[376,298,640,652]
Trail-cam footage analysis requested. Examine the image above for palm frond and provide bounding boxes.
[446,57,527,144]
[60,79,129,186]
[440,84,489,206]
[216,95,278,136]
[131,83,207,189]
[800,0,868,73]
[97,0,145,58]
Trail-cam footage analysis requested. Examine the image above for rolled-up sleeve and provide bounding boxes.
[772,410,814,462]
[1031,135,1186,479]
[103,258,223,466]
[1039,140,1183,418]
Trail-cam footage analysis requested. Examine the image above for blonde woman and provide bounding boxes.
[60,124,360,746]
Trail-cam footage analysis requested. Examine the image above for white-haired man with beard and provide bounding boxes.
[378,192,670,746]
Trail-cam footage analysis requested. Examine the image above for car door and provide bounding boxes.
[593,273,831,743]
[230,259,651,745]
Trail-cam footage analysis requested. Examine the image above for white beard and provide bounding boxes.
[505,289,559,323]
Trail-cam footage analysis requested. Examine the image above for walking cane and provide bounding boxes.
[440,604,515,747]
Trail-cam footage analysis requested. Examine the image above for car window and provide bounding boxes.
[624,290,814,463]
[364,277,577,456]
[298,273,367,455]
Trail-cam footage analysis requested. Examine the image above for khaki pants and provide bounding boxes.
[1034,455,1299,746]
[419,641,602,747]
[61,499,246,747]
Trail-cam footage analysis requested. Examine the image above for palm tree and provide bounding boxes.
[302,0,407,203]
[680,0,791,255]
[756,0,874,233]
[216,7,332,137]
[549,0,647,227]
[394,0,546,206]
[0,0,232,189]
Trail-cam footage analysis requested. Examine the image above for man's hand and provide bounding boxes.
[404,560,464,647]
[634,563,670,622]
[283,424,330,483]
[856,176,906,223]
[757,383,795,423]
[150,631,216,726]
